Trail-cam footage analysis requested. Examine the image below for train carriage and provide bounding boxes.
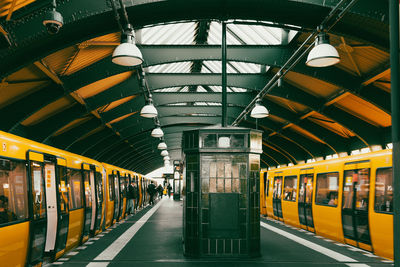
[261,149,394,259]
[0,130,148,266]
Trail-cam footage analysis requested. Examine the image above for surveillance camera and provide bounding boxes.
[43,9,63,34]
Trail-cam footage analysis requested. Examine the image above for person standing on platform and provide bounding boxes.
[127,181,135,215]
[167,183,172,198]
[157,184,164,199]
[147,181,156,205]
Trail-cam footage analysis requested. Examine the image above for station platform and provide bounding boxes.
[45,198,394,267]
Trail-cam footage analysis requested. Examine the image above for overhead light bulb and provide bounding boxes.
[158,142,167,150]
[161,150,169,156]
[151,127,164,138]
[306,32,340,67]
[163,156,170,161]
[140,99,157,118]
[250,99,269,118]
[112,25,143,66]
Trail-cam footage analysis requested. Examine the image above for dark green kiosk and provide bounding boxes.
[182,125,262,258]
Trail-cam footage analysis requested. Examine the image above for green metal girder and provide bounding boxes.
[152,92,254,106]
[156,106,243,118]
[101,97,145,123]
[85,77,141,110]
[0,0,388,79]
[262,144,293,165]
[359,84,391,114]
[0,84,65,132]
[25,104,87,143]
[69,128,114,154]
[85,134,122,159]
[48,118,103,149]
[147,73,267,92]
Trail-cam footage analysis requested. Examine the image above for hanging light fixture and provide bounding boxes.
[306,32,340,67]
[163,156,170,161]
[164,160,170,165]
[112,24,143,66]
[151,127,164,138]
[158,142,167,150]
[250,98,269,118]
[140,97,157,118]
[161,150,169,156]
[110,0,143,66]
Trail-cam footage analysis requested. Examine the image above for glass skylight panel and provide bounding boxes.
[141,22,196,44]
[229,87,248,92]
[229,61,260,73]
[202,61,238,73]
[148,62,192,73]
[153,86,181,92]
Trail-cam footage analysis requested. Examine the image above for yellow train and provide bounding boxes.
[260,149,393,260]
[0,130,155,266]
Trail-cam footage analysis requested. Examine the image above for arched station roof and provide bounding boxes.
[0,0,391,174]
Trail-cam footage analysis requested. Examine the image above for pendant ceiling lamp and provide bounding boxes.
[306,32,340,67]
[111,0,143,67]
[163,156,170,161]
[250,99,269,118]
[151,127,164,138]
[140,98,157,118]
[158,142,167,150]
[161,150,169,157]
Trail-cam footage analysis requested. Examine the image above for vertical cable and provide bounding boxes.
[221,21,227,127]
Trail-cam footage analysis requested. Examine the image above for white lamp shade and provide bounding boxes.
[112,42,143,66]
[163,156,170,160]
[161,150,169,156]
[157,142,167,150]
[164,160,170,165]
[306,43,340,67]
[250,103,269,118]
[140,104,158,118]
[151,127,164,138]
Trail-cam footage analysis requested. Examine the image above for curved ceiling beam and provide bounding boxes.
[0,0,387,78]
[67,127,114,153]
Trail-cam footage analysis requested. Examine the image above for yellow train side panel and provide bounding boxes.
[265,172,274,218]
[369,153,393,259]
[0,222,29,267]
[106,201,114,228]
[121,198,127,219]
[312,162,344,242]
[65,208,84,251]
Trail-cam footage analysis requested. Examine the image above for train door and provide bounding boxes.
[298,168,314,232]
[53,158,69,260]
[118,174,126,221]
[93,169,103,235]
[260,172,267,215]
[272,176,283,220]
[113,171,120,223]
[342,161,372,250]
[80,164,93,244]
[26,151,47,266]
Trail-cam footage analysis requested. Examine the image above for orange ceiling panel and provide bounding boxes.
[53,116,92,136]
[99,95,136,113]
[334,93,391,127]
[21,96,76,126]
[0,0,36,18]
[7,64,48,81]
[266,94,308,114]
[0,80,49,108]
[289,124,325,144]
[108,112,136,125]
[74,71,132,99]
[283,71,340,98]
[307,112,355,138]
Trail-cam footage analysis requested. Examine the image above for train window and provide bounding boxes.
[266,178,270,197]
[108,174,115,201]
[83,171,92,208]
[283,175,297,202]
[96,172,103,203]
[315,172,339,207]
[0,159,28,224]
[58,166,69,213]
[343,168,370,211]
[374,167,393,213]
[30,161,46,220]
[273,177,282,199]
[68,169,83,210]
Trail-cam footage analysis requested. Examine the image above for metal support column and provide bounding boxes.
[391,0,400,265]
[221,21,227,127]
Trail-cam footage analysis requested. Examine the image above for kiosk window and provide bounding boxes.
[0,159,28,224]
[315,172,339,207]
[375,168,393,213]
